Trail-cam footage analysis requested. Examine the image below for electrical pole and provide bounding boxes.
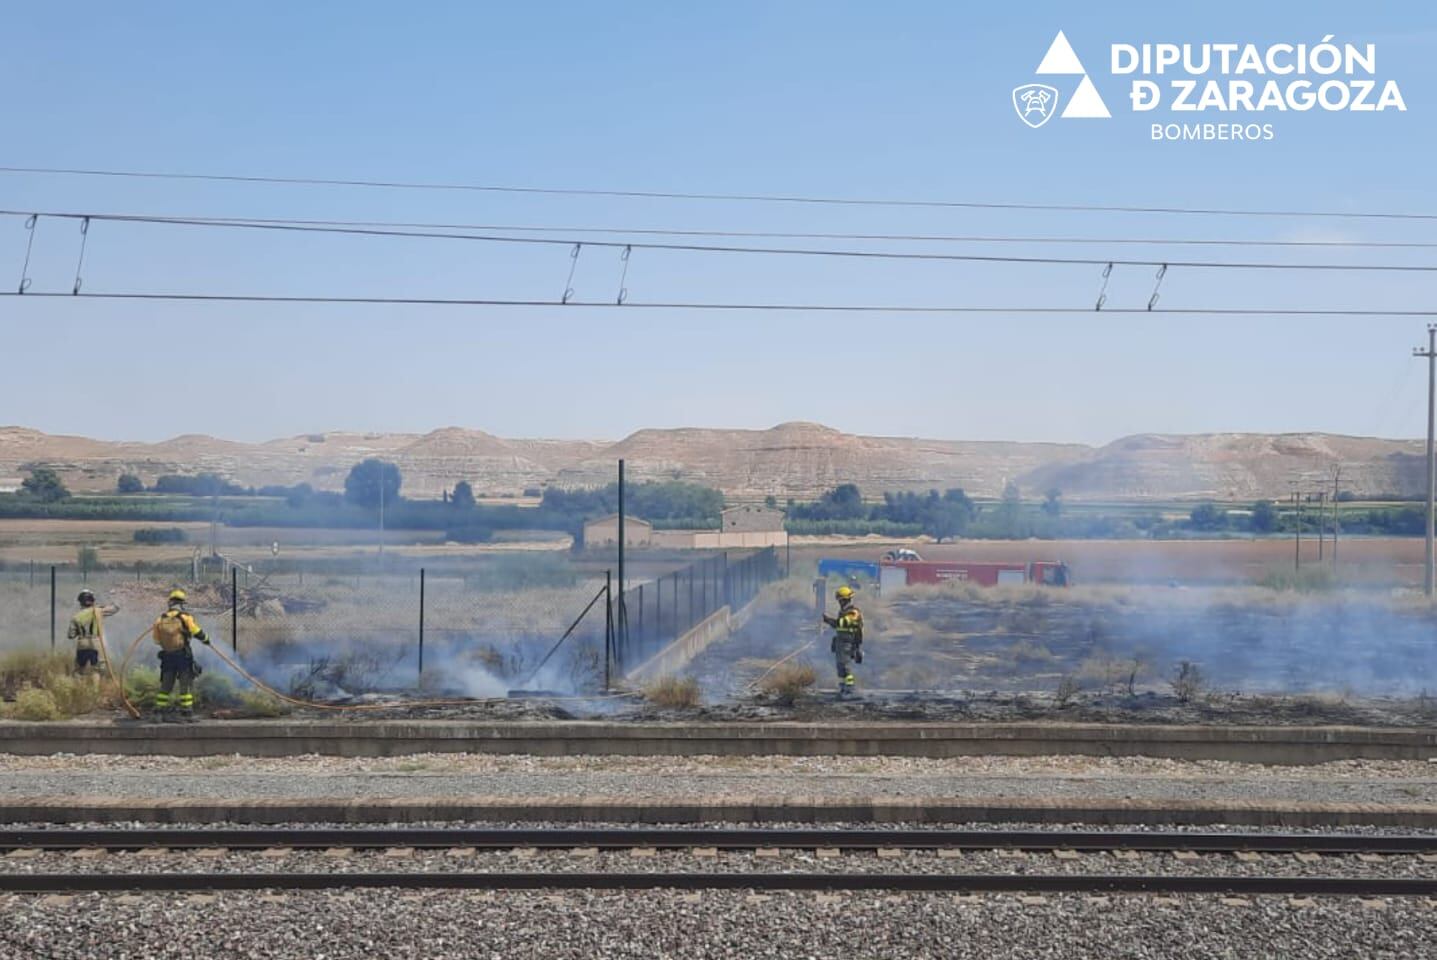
[1317,490,1325,562]
[1415,325,1437,595]
[1331,465,1342,573]
[1291,484,1301,572]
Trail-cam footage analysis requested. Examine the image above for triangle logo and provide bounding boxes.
[1061,74,1111,118]
[1034,30,1086,75]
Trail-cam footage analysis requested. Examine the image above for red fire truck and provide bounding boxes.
[878,556,1070,591]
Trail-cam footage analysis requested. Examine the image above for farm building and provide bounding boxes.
[583,514,653,547]
[650,505,788,550]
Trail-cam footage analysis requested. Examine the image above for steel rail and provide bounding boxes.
[3,872,1436,896]
[4,828,1437,855]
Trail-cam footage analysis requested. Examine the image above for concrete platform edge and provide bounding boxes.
[2,720,1435,763]
[5,796,1436,828]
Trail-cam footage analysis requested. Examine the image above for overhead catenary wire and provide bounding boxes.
[6,209,1437,273]
[6,207,1433,248]
[5,164,1437,221]
[4,290,1434,317]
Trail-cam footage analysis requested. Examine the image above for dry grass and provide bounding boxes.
[642,675,701,709]
[758,662,816,705]
[236,689,290,717]
[5,686,61,720]
[0,649,71,697]
[0,648,121,718]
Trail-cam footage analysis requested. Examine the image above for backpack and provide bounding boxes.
[154,612,190,652]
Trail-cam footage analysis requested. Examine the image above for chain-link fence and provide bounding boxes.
[0,558,615,699]
[3,546,783,696]
[615,547,781,673]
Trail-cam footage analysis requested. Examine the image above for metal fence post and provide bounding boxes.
[604,570,613,691]
[231,566,238,653]
[418,567,426,684]
[49,566,56,650]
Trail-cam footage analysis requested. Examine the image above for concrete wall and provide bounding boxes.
[649,530,788,549]
[583,516,652,547]
[624,605,732,684]
[721,505,786,533]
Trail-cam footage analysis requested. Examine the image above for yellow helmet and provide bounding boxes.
[168,589,187,605]
[835,586,855,601]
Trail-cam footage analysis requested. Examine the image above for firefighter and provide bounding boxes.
[151,589,210,722]
[67,589,119,675]
[822,585,864,697]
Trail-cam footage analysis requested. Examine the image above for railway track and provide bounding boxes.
[5,827,1437,854]
[5,827,1437,897]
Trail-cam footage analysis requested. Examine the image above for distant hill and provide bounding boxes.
[1019,432,1427,501]
[0,423,1425,502]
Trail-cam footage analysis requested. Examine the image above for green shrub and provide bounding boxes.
[195,672,243,708]
[238,690,290,717]
[133,527,187,544]
[124,666,161,708]
[45,674,104,717]
[8,687,61,721]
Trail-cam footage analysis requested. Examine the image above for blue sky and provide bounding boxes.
[4,1,1436,446]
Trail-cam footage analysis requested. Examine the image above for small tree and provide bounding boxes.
[117,473,144,494]
[451,481,476,509]
[343,459,402,509]
[1041,488,1063,517]
[77,545,100,575]
[21,467,69,503]
[1189,502,1227,531]
[998,481,1023,537]
[1250,499,1277,533]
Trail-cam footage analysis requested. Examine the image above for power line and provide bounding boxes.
[9,208,1437,248]
[4,164,1437,221]
[9,209,1437,273]
[4,290,1432,316]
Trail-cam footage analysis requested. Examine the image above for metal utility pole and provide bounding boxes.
[378,467,386,561]
[1291,484,1301,572]
[1415,325,1437,595]
[1317,491,1325,562]
[617,459,625,593]
[616,460,627,658]
[1331,465,1343,573]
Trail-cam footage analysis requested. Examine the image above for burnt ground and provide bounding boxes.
[679,589,1437,727]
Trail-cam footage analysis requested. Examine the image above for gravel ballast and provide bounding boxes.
[1,889,1432,960]
[2,846,1436,880]
[3,754,1434,807]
